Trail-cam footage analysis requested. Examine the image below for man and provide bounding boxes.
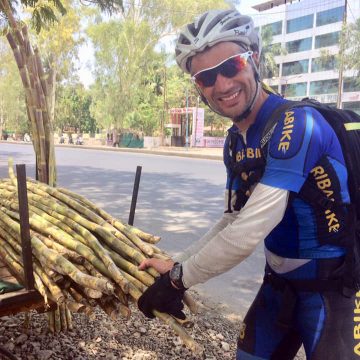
[138,9,355,359]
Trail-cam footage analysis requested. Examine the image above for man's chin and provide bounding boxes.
[216,105,244,119]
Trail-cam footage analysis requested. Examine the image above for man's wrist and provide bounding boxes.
[169,262,187,290]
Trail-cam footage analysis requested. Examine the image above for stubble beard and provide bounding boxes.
[208,81,256,120]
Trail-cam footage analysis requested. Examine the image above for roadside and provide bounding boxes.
[1,290,306,360]
[0,140,223,161]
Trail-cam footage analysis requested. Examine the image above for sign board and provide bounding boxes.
[192,108,205,147]
[169,107,196,114]
[203,137,226,148]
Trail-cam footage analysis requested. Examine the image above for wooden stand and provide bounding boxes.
[0,165,53,317]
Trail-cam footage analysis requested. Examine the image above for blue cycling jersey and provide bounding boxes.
[224,94,350,260]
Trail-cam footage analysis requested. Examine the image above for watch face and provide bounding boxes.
[170,264,181,281]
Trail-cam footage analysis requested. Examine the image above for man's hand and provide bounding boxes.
[137,271,186,319]
[138,258,174,274]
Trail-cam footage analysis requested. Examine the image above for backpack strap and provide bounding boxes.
[225,131,239,213]
[226,131,267,212]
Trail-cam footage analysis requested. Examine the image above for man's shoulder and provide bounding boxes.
[268,105,326,159]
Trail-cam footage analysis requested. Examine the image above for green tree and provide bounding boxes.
[29,0,84,122]
[88,0,232,134]
[55,84,96,134]
[0,0,123,185]
[0,39,28,136]
[259,26,283,80]
[344,18,360,80]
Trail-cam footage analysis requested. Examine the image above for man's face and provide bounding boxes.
[191,42,257,120]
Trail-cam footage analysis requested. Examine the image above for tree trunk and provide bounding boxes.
[2,0,56,186]
[1,0,62,330]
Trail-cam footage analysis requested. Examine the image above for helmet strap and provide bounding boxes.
[233,57,260,123]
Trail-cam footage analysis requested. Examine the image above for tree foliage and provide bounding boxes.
[55,84,96,134]
[344,18,360,79]
[0,39,28,134]
[87,0,233,135]
[259,26,284,80]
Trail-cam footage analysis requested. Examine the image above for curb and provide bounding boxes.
[1,141,223,161]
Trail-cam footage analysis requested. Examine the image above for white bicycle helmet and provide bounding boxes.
[176,9,261,74]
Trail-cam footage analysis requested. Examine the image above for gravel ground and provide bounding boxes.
[0,291,305,360]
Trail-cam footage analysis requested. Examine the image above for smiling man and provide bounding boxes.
[137,9,356,360]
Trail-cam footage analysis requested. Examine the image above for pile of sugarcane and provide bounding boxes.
[0,161,203,355]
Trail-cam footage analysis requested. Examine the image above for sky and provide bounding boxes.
[77,0,262,87]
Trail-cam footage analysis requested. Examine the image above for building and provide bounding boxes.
[253,0,360,114]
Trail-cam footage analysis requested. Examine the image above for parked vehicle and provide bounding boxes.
[76,135,83,145]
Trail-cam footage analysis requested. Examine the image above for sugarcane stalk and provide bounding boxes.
[1,174,205,354]
[103,244,154,287]
[65,301,86,314]
[113,285,129,306]
[24,197,130,293]
[0,235,49,304]
[65,287,95,319]
[65,306,73,330]
[0,202,126,292]
[26,191,146,265]
[31,236,114,295]
[41,183,159,246]
[122,272,147,294]
[183,293,202,315]
[54,307,61,333]
[47,311,55,334]
[59,304,67,332]
[26,180,108,225]
[35,232,84,265]
[67,286,88,304]
[96,297,123,321]
[57,186,161,244]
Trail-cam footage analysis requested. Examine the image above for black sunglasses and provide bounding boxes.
[192,51,253,88]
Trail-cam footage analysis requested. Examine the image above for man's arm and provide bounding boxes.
[182,183,289,288]
[173,190,238,263]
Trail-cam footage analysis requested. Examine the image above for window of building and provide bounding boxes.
[315,32,340,48]
[281,82,307,97]
[282,60,309,76]
[263,64,280,79]
[287,14,313,33]
[263,21,282,36]
[316,6,344,27]
[344,78,360,92]
[310,79,338,95]
[343,101,360,115]
[286,37,312,53]
[311,55,337,72]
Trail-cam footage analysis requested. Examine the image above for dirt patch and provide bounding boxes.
[0,291,305,359]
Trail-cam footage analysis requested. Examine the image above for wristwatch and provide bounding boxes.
[169,262,186,290]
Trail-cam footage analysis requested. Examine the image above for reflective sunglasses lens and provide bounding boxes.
[220,56,247,78]
[193,52,250,88]
[194,70,217,87]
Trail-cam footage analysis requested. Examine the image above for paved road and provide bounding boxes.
[0,143,264,317]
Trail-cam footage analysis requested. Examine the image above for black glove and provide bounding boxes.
[138,271,186,320]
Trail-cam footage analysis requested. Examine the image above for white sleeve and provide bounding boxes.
[173,212,237,263]
[173,190,238,263]
[182,183,289,288]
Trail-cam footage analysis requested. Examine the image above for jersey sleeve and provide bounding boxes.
[261,106,330,193]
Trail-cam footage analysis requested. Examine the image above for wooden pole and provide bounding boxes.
[128,166,142,226]
[16,164,35,290]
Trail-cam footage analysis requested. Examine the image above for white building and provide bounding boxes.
[252,0,360,114]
